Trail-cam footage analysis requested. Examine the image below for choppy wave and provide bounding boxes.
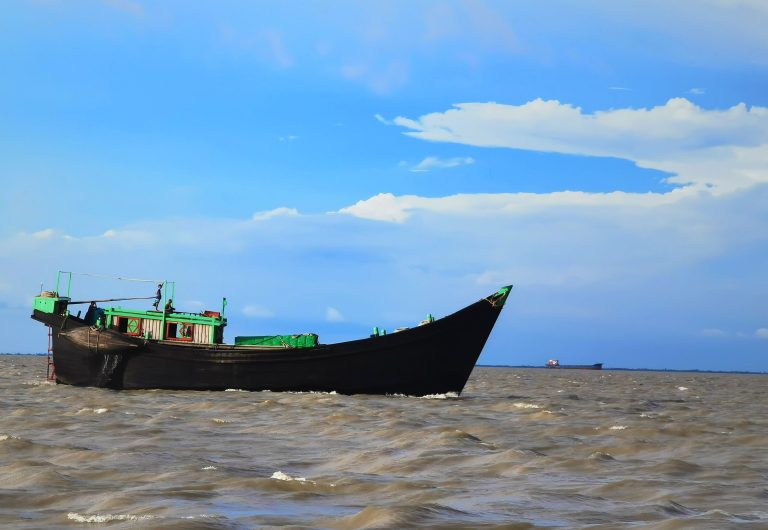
[67,512,157,523]
[512,401,541,409]
[77,407,109,414]
[1,355,766,529]
[270,470,310,483]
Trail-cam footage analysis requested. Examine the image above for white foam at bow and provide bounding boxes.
[419,392,459,399]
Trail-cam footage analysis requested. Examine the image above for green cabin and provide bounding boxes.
[33,271,318,348]
[34,292,227,344]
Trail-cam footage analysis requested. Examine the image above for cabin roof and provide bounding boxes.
[104,306,226,326]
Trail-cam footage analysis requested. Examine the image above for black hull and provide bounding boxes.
[32,294,506,396]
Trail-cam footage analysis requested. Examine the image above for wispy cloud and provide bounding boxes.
[341,60,409,95]
[608,86,631,91]
[252,207,299,221]
[374,114,393,125]
[325,306,344,322]
[263,29,293,68]
[279,135,299,142]
[243,304,275,318]
[103,0,145,18]
[756,328,768,339]
[31,228,54,239]
[409,156,475,172]
[220,27,294,69]
[689,87,705,95]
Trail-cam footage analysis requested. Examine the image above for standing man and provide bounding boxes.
[153,283,163,310]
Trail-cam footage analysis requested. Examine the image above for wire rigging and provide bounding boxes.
[61,272,163,284]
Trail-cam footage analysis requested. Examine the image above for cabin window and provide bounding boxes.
[116,317,142,336]
[166,321,194,341]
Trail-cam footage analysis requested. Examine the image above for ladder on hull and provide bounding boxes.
[46,326,56,381]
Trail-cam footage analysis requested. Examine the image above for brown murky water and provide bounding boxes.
[1,354,766,529]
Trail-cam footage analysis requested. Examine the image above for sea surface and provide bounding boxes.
[1,355,766,529]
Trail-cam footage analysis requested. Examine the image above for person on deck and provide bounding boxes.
[84,301,97,324]
[164,299,175,313]
[153,283,163,310]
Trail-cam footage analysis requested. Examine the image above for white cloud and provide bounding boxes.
[756,328,768,339]
[242,304,275,318]
[689,87,705,95]
[374,113,393,125]
[339,193,413,223]
[336,184,768,295]
[252,207,299,221]
[394,98,768,192]
[410,156,474,172]
[325,306,344,322]
[339,189,684,223]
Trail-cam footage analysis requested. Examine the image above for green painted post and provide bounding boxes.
[66,272,72,298]
[160,281,168,340]
[55,271,61,295]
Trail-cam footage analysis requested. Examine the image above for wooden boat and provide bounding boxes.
[31,273,512,395]
[545,359,603,370]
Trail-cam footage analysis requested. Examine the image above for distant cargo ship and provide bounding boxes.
[546,359,603,370]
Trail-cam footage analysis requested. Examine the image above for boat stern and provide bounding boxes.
[32,292,70,318]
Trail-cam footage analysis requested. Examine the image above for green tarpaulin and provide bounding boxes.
[234,334,318,348]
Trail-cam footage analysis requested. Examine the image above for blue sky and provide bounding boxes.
[1,1,767,371]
